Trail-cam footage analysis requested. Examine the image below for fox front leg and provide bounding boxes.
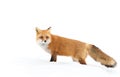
[50,54,57,62]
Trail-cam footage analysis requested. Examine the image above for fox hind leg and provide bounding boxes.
[72,57,78,62]
[72,57,86,64]
[78,58,86,64]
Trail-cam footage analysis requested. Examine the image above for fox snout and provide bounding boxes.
[41,39,48,43]
[37,38,51,46]
[44,40,47,42]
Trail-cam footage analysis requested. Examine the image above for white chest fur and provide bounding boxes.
[37,39,51,53]
[40,44,51,53]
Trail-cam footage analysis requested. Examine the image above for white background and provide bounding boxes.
[0,0,120,77]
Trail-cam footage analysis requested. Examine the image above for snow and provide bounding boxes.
[0,0,120,77]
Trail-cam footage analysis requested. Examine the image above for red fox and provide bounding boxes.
[35,27,117,67]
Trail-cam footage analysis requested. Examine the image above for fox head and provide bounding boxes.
[35,27,52,46]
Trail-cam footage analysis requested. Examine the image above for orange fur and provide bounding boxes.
[36,27,117,67]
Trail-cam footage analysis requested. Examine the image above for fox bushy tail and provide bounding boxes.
[88,45,117,67]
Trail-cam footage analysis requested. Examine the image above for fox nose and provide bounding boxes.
[44,40,47,42]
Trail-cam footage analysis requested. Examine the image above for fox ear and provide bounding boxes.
[47,27,51,30]
[35,27,41,33]
[47,27,51,32]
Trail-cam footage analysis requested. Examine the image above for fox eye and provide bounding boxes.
[39,36,43,39]
[46,36,49,39]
